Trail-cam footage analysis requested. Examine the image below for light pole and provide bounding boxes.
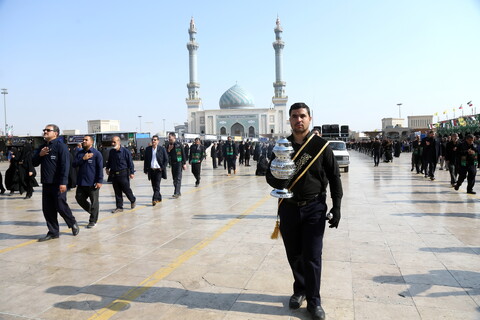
[138,115,142,133]
[1,88,7,136]
[397,103,402,118]
[163,118,165,135]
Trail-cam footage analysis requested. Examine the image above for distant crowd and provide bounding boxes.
[351,131,478,194]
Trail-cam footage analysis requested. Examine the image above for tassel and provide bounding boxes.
[270,219,281,239]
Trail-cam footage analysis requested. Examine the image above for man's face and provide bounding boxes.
[466,137,474,145]
[195,139,200,145]
[452,135,458,142]
[168,135,176,144]
[227,137,232,142]
[43,126,57,142]
[82,136,93,150]
[151,137,159,147]
[112,138,120,150]
[289,108,311,135]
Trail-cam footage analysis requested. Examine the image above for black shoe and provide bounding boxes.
[111,208,123,213]
[467,190,476,194]
[195,181,199,187]
[38,234,59,242]
[24,195,32,199]
[307,305,326,320]
[131,201,136,209]
[454,184,459,191]
[86,222,96,228]
[0,189,5,194]
[288,293,306,309]
[72,223,80,236]
[430,177,435,181]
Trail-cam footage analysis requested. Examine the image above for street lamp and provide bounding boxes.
[163,118,165,135]
[1,88,7,136]
[138,115,142,133]
[397,103,402,118]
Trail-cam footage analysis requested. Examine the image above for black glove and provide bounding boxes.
[328,207,341,228]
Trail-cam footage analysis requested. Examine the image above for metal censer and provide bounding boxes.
[270,138,296,198]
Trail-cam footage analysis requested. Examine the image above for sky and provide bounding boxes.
[0,0,479,136]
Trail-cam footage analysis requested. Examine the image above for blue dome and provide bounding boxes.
[219,84,255,109]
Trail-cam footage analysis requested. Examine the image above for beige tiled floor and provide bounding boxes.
[0,150,479,319]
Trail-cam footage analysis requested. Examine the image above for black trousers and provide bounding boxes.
[111,173,136,209]
[171,162,183,195]
[447,161,458,185]
[42,183,77,236]
[456,165,476,191]
[226,156,236,174]
[279,197,327,307]
[373,151,380,166]
[0,172,5,192]
[149,168,162,201]
[191,163,201,183]
[75,186,100,223]
[212,156,217,168]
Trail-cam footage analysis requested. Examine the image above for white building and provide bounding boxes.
[88,120,120,133]
[185,18,289,138]
[408,115,433,129]
[381,118,405,130]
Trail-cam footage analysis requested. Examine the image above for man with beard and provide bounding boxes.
[167,132,187,198]
[73,135,104,228]
[143,135,168,206]
[33,124,79,241]
[445,133,459,186]
[223,136,237,176]
[454,134,477,194]
[266,102,343,320]
[106,136,136,213]
[422,130,437,180]
[189,137,206,187]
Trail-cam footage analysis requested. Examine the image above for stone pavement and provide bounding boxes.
[0,151,479,320]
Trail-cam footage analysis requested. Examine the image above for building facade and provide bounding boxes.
[186,18,289,138]
[87,120,120,133]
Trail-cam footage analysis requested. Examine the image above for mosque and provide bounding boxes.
[185,17,289,138]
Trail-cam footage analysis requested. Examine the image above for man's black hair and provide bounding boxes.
[289,102,311,117]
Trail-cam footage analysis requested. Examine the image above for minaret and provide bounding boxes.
[186,17,201,133]
[272,17,288,133]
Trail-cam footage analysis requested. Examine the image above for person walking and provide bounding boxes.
[189,137,206,187]
[73,135,104,228]
[105,136,136,213]
[167,132,187,198]
[266,102,342,320]
[223,136,238,176]
[445,133,459,186]
[143,135,168,206]
[33,124,79,241]
[211,142,218,169]
[372,138,381,167]
[454,134,477,194]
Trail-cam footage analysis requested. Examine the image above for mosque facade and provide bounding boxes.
[185,18,289,138]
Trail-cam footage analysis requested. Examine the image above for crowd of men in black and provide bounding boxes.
[350,131,478,194]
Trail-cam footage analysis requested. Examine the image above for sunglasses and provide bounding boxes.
[43,129,54,132]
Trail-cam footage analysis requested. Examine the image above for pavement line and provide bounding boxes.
[0,176,241,255]
[87,194,271,320]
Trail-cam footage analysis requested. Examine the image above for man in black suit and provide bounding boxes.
[144,135,168,206]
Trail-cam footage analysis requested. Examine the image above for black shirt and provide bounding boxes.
[266,132,343,209]
[32,138,70,185]
[106,147,135,173]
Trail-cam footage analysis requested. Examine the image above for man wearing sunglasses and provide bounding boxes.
[33,124,79,241]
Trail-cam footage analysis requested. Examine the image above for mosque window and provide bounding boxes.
[269,115,275,123]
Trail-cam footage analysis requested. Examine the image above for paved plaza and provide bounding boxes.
[0,150,479,320]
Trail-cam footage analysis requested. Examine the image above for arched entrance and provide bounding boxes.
[248,126,255,137]
[220,127,227,135]
[231,123,244,136]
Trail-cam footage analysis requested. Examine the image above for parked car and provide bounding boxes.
[328,140,350,172]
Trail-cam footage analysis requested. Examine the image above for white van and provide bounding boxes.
[328,140,350,172]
